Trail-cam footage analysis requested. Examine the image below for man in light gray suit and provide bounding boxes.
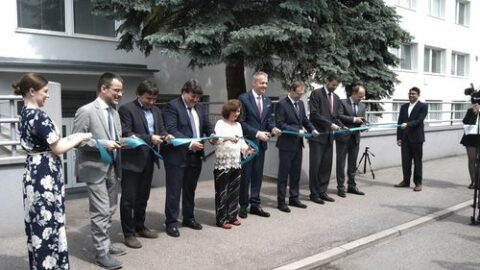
[73,72,124,269]
[336,85,367,198]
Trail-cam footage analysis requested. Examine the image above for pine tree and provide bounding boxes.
[92,0,410,100]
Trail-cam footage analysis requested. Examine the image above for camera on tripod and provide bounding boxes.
[464,83,480,105]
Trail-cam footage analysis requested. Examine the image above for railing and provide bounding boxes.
[0,95,23,164]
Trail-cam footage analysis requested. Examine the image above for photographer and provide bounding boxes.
[460,103,480,189]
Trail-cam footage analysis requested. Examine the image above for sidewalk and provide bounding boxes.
[0,155,473,270]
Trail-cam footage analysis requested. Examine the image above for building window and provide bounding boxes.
[17,0,65,32]
[451,52,469,77]
[397,0,416,9]
[424,47,445,74]
[429,0,445,18]
[17,0,115,38]
[455,0,470,26]
[74,0,115,37]
[391,44,417,71]
[452,102,469,120]
[392,100,408,122]
[427,101,442,121]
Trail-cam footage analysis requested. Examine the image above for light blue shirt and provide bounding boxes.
[138,99,154,135]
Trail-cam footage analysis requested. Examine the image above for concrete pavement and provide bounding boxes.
[0,155,474,270]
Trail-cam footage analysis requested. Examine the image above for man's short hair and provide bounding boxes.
[221,99,241,119]
[181,79,203,95]
[290,81,305,92]
[253,71,268,80]
[352,84,365,94]
[137,79,159,96]
[409,86,420,95]
[97,72,123,92]
[326,74,341,82]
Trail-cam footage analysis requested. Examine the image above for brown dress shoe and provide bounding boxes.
[394,181,410,188]
[136,228,158,239]
[413,185,422,192]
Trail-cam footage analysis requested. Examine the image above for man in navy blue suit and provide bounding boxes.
[119,80,172,248]
[239,71,281,218]
[161,80,214,237]
[275,82,317,213]
[394,87,428,192]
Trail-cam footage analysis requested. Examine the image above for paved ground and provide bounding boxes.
[0,155,474,270]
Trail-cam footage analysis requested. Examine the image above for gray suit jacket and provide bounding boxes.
[72,98,122,183]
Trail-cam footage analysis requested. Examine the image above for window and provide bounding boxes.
[452,102,469,120]
[17,0,65,31]
[429,0,445,18]
[451,52,469,77]
[397,0,416,9]
[392,100,408,122]
[424,47,445,74]
[391,44,417,71]
[456,0,470,26]
[427,101,442,121]
[17,0,115,38]
[74,0,115,37]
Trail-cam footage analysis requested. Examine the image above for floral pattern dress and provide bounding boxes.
[19,107,69,270]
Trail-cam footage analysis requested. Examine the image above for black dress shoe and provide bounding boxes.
[277,204,291,213]
[250,206,270,217]
[319,193,335,202]
[289,199,307,208]
[337,190,346,198]
[347,187,365,195]
[182,219,203,230]
[394,181,410,188]
[239,206,248,218]
[166,226,180,237]
[310,197,325,204]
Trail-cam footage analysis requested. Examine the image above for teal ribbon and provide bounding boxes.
[240,138,259,165]
[280,130,314,138]
[123,137,163,159]
[94,138,113,165]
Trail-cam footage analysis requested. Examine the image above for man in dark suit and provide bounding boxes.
[161,79,214,237]
[119,80,172,248]
[394,87,428,191]
[336,85,367,198]
[275,82,317,213]
[239,71,281,218]
[308,74,344,204]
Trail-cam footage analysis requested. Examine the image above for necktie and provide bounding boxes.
[353,103,358,117]
[107,107,117,160]
[328,92,333,113]
[294,101,300,118]
[187,107,199,138]
[256,96,263,117]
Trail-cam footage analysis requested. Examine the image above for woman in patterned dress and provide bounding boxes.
[213,99,254,229]
[14,73,92,270]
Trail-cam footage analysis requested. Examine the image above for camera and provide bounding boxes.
[464,83,480,104]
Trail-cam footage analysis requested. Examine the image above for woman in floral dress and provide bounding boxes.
[14,73,91,270]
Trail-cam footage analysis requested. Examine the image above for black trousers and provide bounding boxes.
[309,141,333,197]
[120,157,154,236]
[240,147,266,207]
[277,147,303,204]
[164,153,202,226]
[214,168,241,225]
[401,142,423,185]
[336,137,360,191]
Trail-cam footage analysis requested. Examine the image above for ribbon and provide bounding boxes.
[94,138,113,165]
[123,137,163,159]
[240,138,259,165]
[280,130,314,138]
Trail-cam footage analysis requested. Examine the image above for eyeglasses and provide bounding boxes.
[109,88,123,94]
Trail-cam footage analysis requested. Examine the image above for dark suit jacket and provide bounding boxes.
[396,101,428,143]
[275,96,315,151]
[239,90,275,150]
[119,99,168,173]
[308,87,344,144]
[161,96,213,166]
[336,98,366,144]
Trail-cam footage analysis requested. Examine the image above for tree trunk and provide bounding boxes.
[225,59,246,99]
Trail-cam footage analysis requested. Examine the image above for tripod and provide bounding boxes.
[355,147,375,179]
